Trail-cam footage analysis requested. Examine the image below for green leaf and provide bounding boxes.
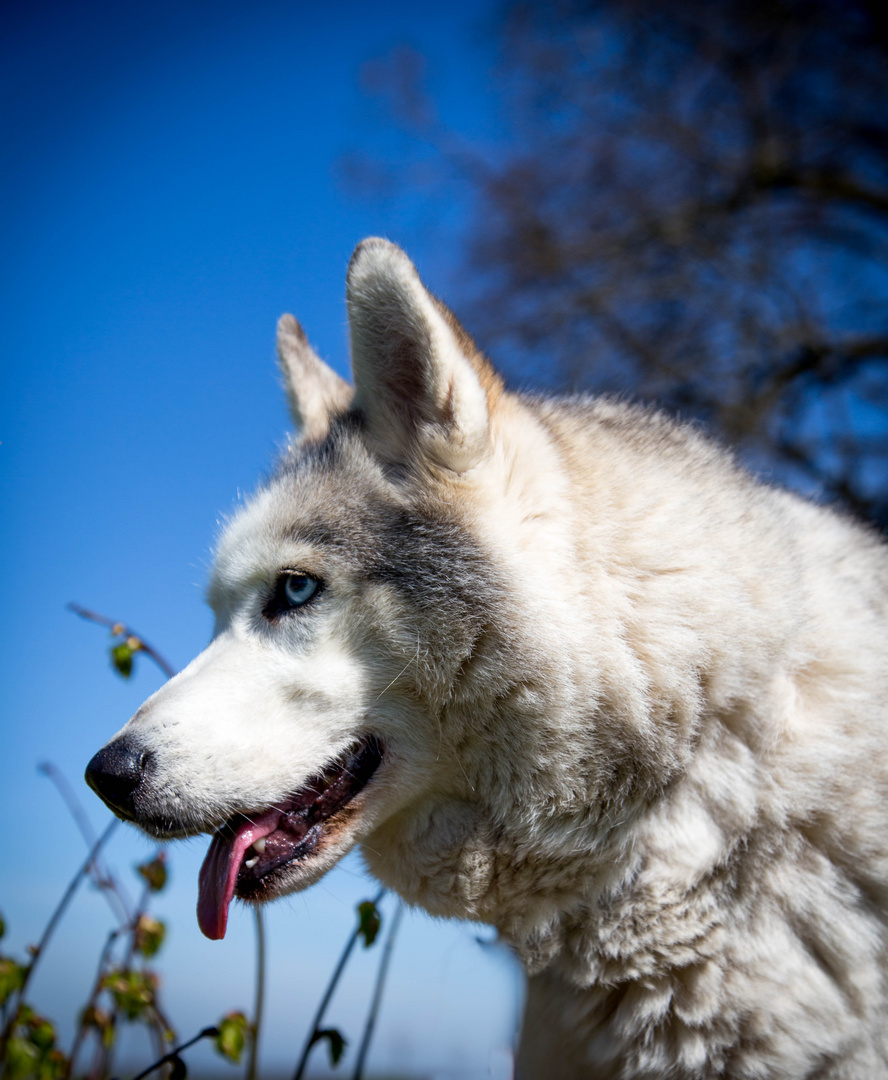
[28,1017,56,1052]
[43,1049,68,1080]
[311,1027,347,1066]
[357,899,381,948]
[101,969,158,1021]
[0,956,26,1006]
[169,1054,187,1080]
[4,1009,68,1080]
[80,1004,115,1048]
[137,853,168,892]
[214,1012,248,1063]
[4,1034,39,1079]
[111,643,133,678]
[134,914,166,957]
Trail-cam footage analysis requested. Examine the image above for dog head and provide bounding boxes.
[86,239,516,938]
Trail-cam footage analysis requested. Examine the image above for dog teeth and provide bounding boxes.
[243,837,267,869]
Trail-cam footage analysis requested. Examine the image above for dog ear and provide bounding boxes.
[277,314,352,440]
[346,238,502,472]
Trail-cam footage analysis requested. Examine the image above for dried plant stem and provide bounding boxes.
[65,926,121,1079]
[247,908,266,1080]
[0,821,118,1056]
[351,901,404,1080]
[128,1025,219,1080]
[292,888,385,1080]
[39,762,132,924]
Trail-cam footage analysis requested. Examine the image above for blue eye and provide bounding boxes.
[282,573,319,608]
[262,571,324,619]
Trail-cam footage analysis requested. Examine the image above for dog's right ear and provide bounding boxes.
[346,238,502,473]
[277,314,352,441]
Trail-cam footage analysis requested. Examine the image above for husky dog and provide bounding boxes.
[87,239,888,1078]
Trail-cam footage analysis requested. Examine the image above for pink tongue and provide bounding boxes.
[197,808,283,940]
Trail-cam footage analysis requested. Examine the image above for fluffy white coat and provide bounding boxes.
[91,239,888,1078]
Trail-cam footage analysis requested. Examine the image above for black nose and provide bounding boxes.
[85,739,152,820]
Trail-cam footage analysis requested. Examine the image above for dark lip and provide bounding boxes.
[232,734,384,898]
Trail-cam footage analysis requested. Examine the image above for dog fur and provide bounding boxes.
[88,239,888,1077]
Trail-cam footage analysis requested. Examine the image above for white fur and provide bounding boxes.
[93,239,888,1078]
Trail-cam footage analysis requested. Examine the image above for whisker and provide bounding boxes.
[375,634,422,701]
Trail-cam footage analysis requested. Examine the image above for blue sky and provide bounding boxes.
[1,2,524,1076]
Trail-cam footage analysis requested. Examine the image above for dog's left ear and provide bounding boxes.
[346,238,502,473]
[277,314,353,441]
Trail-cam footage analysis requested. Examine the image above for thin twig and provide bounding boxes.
[351,902,404,1080]
[67,603,177,680]
[97,878,152,1080]
[65,926,122,1079]
[38,762,133,924]
[0,821,118,1057]
[125,1025,219,1080]
[291,889,386,1080]
[247,908,266,1080]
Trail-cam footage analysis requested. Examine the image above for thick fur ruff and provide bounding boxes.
[89,239,888,1077]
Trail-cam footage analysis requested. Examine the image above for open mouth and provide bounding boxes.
[197,735,384,940]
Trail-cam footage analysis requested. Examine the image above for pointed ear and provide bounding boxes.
[346,238,502,472]
[277,314,352,440]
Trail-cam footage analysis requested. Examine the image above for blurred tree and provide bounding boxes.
[358,0,888,529]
